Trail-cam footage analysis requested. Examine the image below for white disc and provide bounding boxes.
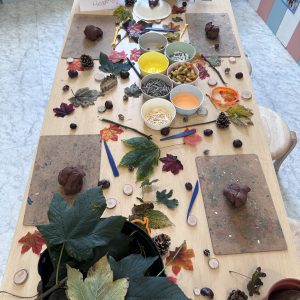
[133,0,171,21]
[193,288,201,296]
[208,257,219,269]
[187,215,197,226]
[123,184,133,196]
[13,269,29,285]
[98,105,106,113]
[241,90,252,100]
[229,57,236,63]
[106,198,117,209]
[94,73,105,81]
[66,57,74,63]
[208,78,217,87]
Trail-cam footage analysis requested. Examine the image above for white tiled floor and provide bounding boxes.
[0,0,299,281]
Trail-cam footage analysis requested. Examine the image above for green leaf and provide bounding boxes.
[66,256,128,300]
[109,254,158,280]
[140,179,159,188]
[226,104,254,126]
[247,267,266,296]
[99,52,131,75]
[113,6,132,22]
[126,277,191,300]
[68,87,102,107]
[156,189,179,209]
[144,209,173,229]
[37,188,126,261]
[124,83,142,98]
[119,137,160,182]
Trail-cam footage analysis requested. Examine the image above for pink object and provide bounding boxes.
[287,22,300,61]
[257,0,275,22]
[130,48,142,62]
[108,50,127,63]
[263,278,300,300]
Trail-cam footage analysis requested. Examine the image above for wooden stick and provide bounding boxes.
[203,56,227,86]
[170,120,216,130]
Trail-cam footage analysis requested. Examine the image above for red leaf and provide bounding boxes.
[108,50,127,63]
[130,48,142,62]
[160,154,183,175]
[168,276,177,284]
[53,102,75,117]
[165,241,195,276]
[127,22,145,35]
[183,128,202,146]
[18,230,45,255]
[100,124,124,141]
[196,63,210,80]
[67,59,84,71]
[172,5,186,14]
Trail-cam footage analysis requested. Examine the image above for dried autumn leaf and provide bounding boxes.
[53,102,75,117]
[172,5,186,14]
[69,87,102,107]
[124,83,142,97]
[18,230,45,255]
[164,32,180,43]
[156,189,178,209]
[166,241,195,276]
[100,124,124,142]
[192,52,206,66]
[183,128,202,146]
[130,48,142,62]
[99,52,131,75]
[127,22,145,35]
[108,50,127,63]
[67,59,84,71]
[172,16,183,23]
[160,154,183,175]
[226,104,254,126]
[196,63,210,80]
[163,22,180,31]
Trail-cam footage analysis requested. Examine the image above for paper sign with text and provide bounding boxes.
[79,0,120,11]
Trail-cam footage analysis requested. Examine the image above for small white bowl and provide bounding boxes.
[167,62,199,86]
[141,74,173,101]
[138,32,168,53]
[141,98,176,130]
[170,84,204,115]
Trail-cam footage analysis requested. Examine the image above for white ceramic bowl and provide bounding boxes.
[170,84,204,115]
[141,74,173,100]
[165,42,196,64]
[167,62,199,86]
[138,32,168,53]
[141,98,176,130]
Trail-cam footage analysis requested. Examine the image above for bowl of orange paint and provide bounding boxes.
[170,84,204,115]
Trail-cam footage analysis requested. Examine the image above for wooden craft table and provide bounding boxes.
[1,0,299,299]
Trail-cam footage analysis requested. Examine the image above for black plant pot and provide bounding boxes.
[37,221,164,297]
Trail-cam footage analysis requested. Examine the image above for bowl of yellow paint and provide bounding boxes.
[138,52,169,77]
[170,84,204,115]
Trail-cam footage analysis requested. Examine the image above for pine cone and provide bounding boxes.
[80,54,94,69]
[216,112,230,128]
[125,0,136,6]
[152,233,171,256]
[227,290,248,300]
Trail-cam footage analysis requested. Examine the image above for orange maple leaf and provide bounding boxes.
[18,230,45,255]
[100,124,124,142]
[183,128,202,146]
[67,59,84,71]
[166,241,195,275]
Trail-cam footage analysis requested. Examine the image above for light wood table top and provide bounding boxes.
[1,0,299,299]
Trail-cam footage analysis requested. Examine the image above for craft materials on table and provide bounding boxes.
[185,13,241,57]
[24,135,101,225]
[195,154,287,255]
[167,62,199,85]
[62,14,116,59]
[141,77,172,98]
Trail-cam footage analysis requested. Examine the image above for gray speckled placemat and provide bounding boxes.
[62,14,115,59]
[186,13,241,57]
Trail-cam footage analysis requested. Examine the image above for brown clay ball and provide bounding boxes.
[84,25,103,41]
[58,167,86,195]
[223,183,251,208]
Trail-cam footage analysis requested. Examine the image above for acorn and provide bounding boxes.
[182,1,187,7]
[98,179,110,189]
[120,71,130,79]
[185,182,193,191]
[204,129,213,136]
[235,72,243,79]
[105,100,113,109]
[233,139,243,148]
[203,149,210,155]
[203,249,210,257]
[118,114,125,120]
[70,123,77,129]
[123,95,129,101]
[68,70,78,78]
[63,84,70,92]
[160,127,170,136]
[200,287,214,299]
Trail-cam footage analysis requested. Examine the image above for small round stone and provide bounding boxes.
[94,73,105,81]
[105,100,113,109]
[235,72,243,79]
[197,106,208,116]
[233,139,243,148]
[123,184,133,196]
[208,257,219,269]
[241,90,252,100]
[183,116,189,122]
[128,165,134,172]
[182,1,187,7]
[68,69,78,78]
[203,129,213,136]
[203,149,210,155]
[160,127,170,136]
[200,287,214,298]
[203,249,210,257]
[66,57,74,63]
[185,182,193,191]
[62,84,70,92]
[187,215,197,226]
[98,179,110,189]
[193,288,201,296]
[224,67,230,74]
[118,114,125,121]
[208,78,217,86]
[70,123,77,129]
[13,269,29,285]
[123,95,129,101]
[106,198,117,209]
[229,57,236,63]
[98,105,106,113]
[117,34,121,40]
[120,71,130,79]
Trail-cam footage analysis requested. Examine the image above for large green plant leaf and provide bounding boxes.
[119,137,160,181]
[99,52,131,75]
[109,254,158,280]
[67,256,128,300]
[68,87,102,107]
[126,277,191,300]
[37,188,126,261]
[156,189,179,209]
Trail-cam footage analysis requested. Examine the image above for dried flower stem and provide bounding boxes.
[56,243,65,284]
[229,270,251,279]
[202,56,227,85]
[156,240,186,277]
[101,118,152,140]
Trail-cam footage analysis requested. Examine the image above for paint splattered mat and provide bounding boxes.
[195,154,287,255]
[24,135,101,225]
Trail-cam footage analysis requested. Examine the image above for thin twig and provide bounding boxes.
[229,270,251,279]
[203,56,227,86]
[156,240,186,277]
[0,291,37,299]
[101,118,152,140]
[170,120,216,130]
[56,243,65,285]
[35,278,67,300]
